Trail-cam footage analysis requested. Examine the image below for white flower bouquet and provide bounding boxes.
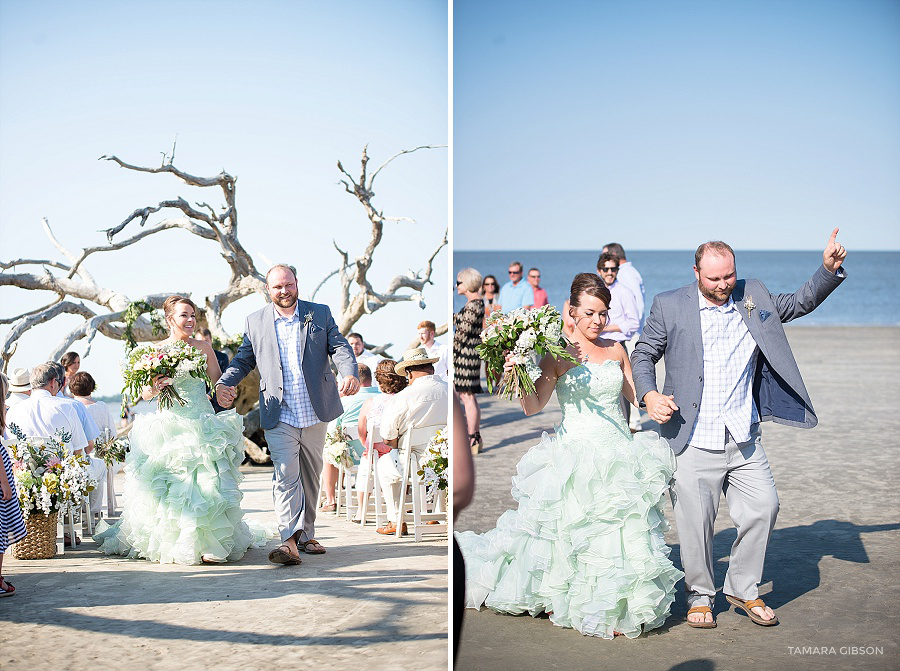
[4,424,96,519]
[417,427,448,502]
[476,305,576,400]
[122,339,211,410]
[92,428,129,467]
[323,426,354,469]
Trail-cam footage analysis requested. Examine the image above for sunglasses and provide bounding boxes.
[483,282,497,287]
[599,267,619,273]
[456,280,463,286]
[508,269,522,275]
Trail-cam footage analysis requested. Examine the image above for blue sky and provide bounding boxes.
[0,0,448,391]
[454,0,900,251]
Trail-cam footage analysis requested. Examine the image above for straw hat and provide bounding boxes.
[7,367,31,393]
[393,347,440,375]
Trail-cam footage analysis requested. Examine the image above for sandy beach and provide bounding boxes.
[1,467,449,670]
[455,325,900,671]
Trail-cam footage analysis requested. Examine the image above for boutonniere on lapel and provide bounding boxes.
[303,311,314,327]
[743,295,756,318]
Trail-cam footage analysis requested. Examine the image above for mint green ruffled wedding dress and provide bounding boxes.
[95,375,271,565]
[456,360,683,638]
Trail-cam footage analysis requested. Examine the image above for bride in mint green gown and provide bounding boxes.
[456,274,683,639]
[95,296,270,565]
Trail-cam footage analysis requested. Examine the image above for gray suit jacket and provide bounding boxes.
[631,264,845,454]
[218,300,358,430]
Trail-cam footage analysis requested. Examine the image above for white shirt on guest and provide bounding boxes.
[423,341,450,379]
[380,375,449,443]
[616,260,645,332]
[6,389,89,452]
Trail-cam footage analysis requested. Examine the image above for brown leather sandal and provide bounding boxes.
[725,595,779,626]
[686,605,717,628]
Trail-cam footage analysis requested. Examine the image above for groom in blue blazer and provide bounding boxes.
[631,229,847,628]
[217,264,358,565]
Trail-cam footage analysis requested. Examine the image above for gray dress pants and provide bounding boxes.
[671,428,780,609]
[265,421,327,543]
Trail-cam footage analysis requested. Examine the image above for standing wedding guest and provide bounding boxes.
[481,274,501,325]
[0,373,28,597]
[417,320,450,379]
[347,332,384,369]
[603,243,646,431]
[498,261,534,311]
[527,267,549,307]
[217,264,359,564]
[59,351,80,397]
[377,348,448,536]
[454,267,485,454]
[4,368,31,408]
[632,230,847,627]
[71,372,119,516]
[603,243,645,331]
[319,364,379,513]
[356,359,408,522]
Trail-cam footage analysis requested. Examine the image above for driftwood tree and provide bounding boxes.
[0,144,447,371]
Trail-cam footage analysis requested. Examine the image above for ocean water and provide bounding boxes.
[453,251,899,325]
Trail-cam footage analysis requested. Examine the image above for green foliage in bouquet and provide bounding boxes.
[122,340,211,410]
[476,305,576,400]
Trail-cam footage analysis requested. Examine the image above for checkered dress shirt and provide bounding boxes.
[274,304,319,428]
[687,291,759,451]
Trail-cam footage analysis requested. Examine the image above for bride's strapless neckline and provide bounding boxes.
[560,358,619,380]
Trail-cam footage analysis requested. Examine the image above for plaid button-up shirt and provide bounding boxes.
[687,291,759,451]
[274,304,319,428]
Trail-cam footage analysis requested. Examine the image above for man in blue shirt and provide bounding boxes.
[497,261,534,312]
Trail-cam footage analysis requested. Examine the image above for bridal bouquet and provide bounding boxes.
[3,424,96,519]
[477,304,576,399]
[92,428,129,467]
[323,426,354,469]
[122,339,211,410]
[417,427,448,502]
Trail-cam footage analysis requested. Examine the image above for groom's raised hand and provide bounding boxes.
[216,384,237,408]
[823,227,847,273]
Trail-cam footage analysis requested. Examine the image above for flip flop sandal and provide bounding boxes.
[725,595,779,626]
[300,539,326,554]
[268,545,302,565]
[686,606,717,628]
[318,503,337,512]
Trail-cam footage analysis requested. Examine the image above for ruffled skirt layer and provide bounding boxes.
[456,428,683,638]
[95,409,270,565]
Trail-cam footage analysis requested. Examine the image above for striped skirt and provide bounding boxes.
[1,445,27,553]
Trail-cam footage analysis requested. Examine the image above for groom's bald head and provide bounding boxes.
[695,241,735,271]
[266,264,298,283]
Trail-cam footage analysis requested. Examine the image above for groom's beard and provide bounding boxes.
[273,293,298,309]
[698,280,734,305]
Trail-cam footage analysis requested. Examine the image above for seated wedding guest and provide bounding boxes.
[4,368,31,409]
[356,359,408,522]
[377,348,448,536]
[6,362,91,546]
[0,373,28,597]
[59,351,81,397]
[417,320,450,379]
[71,371,120,516]
[481,274,501,326]
[319,364,380,513]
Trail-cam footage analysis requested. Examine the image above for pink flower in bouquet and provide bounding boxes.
[47,456,62,468]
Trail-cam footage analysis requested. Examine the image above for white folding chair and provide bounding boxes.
[395,424,448,541]
[357,425,386,528]
[336,425,360,518]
